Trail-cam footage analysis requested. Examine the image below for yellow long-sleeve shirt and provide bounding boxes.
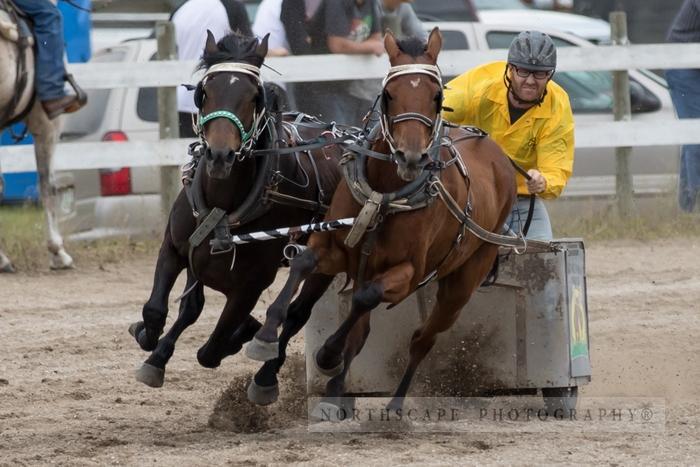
[442,61,575,199]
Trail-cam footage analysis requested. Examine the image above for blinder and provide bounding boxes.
[194,81,204,109]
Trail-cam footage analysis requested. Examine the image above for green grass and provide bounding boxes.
[549,195,700,241]
[2,194,699,272]
[0,205,160,272]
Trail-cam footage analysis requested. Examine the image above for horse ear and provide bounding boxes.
[204,30,218,55]
[256,33,270,58]
[384,29,400,61]
[426,27,442,62]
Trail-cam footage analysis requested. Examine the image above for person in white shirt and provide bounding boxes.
[172,0,252,137]
[252,0,291,56]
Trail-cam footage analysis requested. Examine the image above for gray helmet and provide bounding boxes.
[507,31,557,71]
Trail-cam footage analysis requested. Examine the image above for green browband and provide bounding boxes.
[198,110,253,144]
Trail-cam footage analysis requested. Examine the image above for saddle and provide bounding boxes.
[0,0,32,46]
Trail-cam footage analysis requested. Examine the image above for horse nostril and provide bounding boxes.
[394,150,406,162]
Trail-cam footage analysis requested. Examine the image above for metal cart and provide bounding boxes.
[305,239,592,412]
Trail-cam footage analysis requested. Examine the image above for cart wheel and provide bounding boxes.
[542,386,578,418]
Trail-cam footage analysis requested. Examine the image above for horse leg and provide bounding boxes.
[248,272,335,405]
[129,230,186,351]
[310,312,372,420]
[386,244,499,412]
[25,103,72,270]
[197,283,268,369]
[135,269,204,388]
[246,247,320,361]
[315,261,415,374]
[310,262,415,418]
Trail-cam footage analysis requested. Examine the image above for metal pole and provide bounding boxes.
[156,21,181,224]
[610,11,634,217]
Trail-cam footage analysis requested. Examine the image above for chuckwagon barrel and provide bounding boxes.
[304,239,591,412]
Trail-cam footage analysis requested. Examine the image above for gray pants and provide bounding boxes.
[504,196,553,241]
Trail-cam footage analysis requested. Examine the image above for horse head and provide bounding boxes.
[381,28,443,182]
[195,30,269,179]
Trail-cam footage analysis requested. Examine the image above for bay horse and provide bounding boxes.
[128,31,345,389]
[0,0,75,272]
[246,28,518,412]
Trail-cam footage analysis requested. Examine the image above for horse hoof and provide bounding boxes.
[310,401,350,423]
[0,262,15,273]
[245,337,279,362]
[314,348,344,378]
[128,321,157,352]
[135,363,165,388]
[49,250,74,270]
[246,379,279,406]
[128,321,142,338]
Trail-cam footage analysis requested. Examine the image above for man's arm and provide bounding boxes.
[327,32,384,55]
[399,4,427,40]
[442,72,474,125]
[534,108,575,199]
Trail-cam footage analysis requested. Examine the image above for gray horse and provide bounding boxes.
[0,1,73,272]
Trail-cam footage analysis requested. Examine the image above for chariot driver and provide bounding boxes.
[442,30,574,240]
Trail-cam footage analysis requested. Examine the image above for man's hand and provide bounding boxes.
[367,39,385,57]
[526,169,547,194]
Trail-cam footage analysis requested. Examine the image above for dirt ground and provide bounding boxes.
[1,237,699,466]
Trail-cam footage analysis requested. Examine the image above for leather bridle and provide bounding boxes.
[379,63,444,157]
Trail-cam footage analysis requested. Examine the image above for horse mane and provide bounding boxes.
[396,36,427,58]
[197,32,264,70]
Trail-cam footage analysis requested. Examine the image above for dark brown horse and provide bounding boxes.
[128,31,343,388]
[246,28,517,412]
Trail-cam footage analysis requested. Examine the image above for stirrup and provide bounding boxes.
[64,73,87,106]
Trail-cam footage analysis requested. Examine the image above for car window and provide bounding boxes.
[137,52,159,123]
[61,48,126,139]
[485,31,660,113]
[440,30,470,50]
[413,0,479,21]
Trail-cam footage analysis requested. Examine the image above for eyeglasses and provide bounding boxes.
[512,66,553,80]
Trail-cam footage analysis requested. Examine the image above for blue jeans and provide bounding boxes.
[504,196,553,241]
[13,0,66,101]
[665,68,700,212]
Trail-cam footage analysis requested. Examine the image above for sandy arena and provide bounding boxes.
[1,237,699,465]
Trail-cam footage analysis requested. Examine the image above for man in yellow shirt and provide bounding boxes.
[443,31,574,240]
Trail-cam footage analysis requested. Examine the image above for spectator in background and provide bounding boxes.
[378,0,426,40]
[281,0,323,55]
[302,0,384,125]
[171,0,252,137]
[666,0,700,212]
[252,0,292,56]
